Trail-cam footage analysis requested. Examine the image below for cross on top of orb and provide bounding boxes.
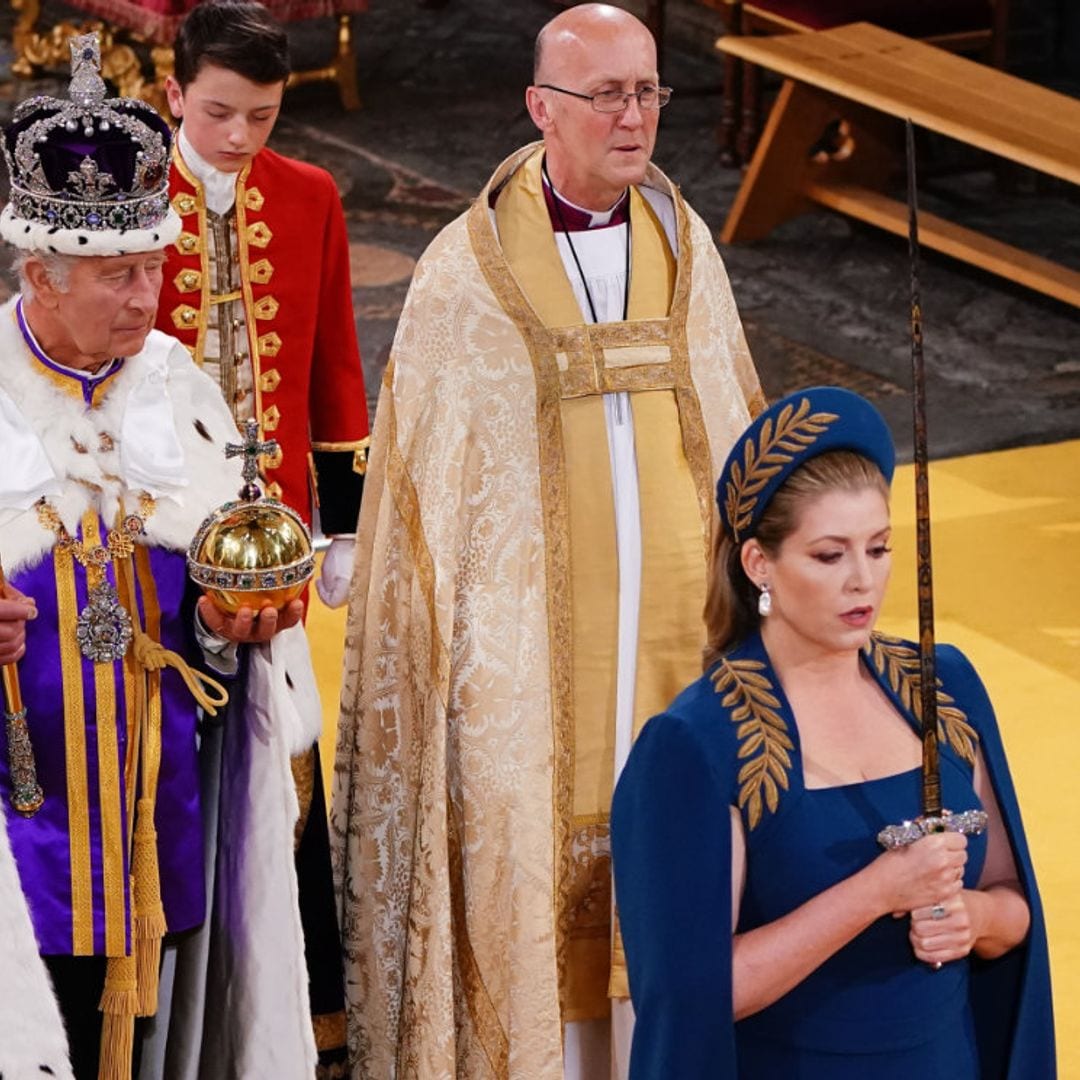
[225,418,279,501]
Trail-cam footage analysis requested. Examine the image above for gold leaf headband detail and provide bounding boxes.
[724,397,839,542]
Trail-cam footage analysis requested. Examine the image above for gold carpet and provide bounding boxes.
[308,437,1079,1073]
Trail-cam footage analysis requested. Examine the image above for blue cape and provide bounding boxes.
[611,632,1055,1078]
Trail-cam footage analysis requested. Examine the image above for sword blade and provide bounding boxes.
[906,119,942,818]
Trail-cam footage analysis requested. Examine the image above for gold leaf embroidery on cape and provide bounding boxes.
[711,658,794,829]
[865,633,979,765]
[723,397,838,540]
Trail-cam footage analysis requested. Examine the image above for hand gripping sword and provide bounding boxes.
[877,121,987,851]
[0,556,44,816]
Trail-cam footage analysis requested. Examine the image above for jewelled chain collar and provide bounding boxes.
[36,493,155,565]
[36,492,156,663]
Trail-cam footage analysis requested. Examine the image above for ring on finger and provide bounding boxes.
[931,902,947,920]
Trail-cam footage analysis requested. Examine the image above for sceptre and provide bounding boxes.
[877,121,986,850]
[0,557,44,817]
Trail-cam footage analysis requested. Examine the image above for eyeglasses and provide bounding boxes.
[537,84,673,113]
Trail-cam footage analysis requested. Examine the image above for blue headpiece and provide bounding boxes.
[716,386,896,543]
[1,33,180,256]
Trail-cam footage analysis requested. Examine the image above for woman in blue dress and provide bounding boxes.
[611,387,1054,1079]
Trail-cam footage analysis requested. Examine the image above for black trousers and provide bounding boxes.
[43,955,145,1080]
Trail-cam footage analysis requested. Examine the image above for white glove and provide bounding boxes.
[315,537,355,609]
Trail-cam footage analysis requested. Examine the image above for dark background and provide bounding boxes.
[2,0,1078,460]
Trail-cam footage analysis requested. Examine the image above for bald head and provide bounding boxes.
[534,4,655,84]
[525,3,661,210]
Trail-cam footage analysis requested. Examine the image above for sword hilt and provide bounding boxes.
[877,807,988,850]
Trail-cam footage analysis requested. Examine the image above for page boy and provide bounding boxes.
[159,0,369,611]
[156,5,365,1074]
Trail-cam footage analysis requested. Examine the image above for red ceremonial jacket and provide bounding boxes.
[157,145,369,532]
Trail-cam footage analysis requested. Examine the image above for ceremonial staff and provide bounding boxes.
[878,121,986,850]
[0,557,44,816]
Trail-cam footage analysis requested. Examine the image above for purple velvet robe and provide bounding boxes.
[0,541,205,956]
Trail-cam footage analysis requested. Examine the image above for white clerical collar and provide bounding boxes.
[178,126,239,215]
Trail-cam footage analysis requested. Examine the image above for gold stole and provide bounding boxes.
[495,150,708,1019]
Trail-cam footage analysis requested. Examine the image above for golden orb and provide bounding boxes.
[187,420,315,614]
[188,500,314,614]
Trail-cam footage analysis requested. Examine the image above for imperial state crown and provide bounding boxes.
[0,32,179,256]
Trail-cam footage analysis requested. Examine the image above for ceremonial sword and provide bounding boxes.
[0,556,44,816]
[877,121,987,851]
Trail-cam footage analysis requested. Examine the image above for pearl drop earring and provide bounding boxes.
[758,583,772,617]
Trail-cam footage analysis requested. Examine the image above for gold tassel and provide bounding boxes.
[132,795,167,1017]
[135,930,163,1018]
[98,951,138,1080]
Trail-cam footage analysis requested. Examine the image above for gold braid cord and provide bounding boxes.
[95,509,228,1080]
[865,634,978,765]
[130,633,228,716]
[723,398,839,541]
[711,658,794,829]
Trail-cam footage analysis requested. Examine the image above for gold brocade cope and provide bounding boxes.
[332,140,761,1080]
[493,148,712,1020]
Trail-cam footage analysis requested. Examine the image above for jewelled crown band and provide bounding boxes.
[0,33,180,256]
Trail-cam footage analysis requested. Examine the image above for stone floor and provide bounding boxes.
[3,0,1079,461]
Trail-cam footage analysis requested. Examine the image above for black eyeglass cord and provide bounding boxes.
[542,159,630,324]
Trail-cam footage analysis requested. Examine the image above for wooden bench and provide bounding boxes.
[717,22,1080,308]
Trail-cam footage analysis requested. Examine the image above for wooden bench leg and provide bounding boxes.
[334,14,361,112]
[285,14,361,111]
[736,53,760,165]
[721,79,897,245]
[719,51,740,166]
